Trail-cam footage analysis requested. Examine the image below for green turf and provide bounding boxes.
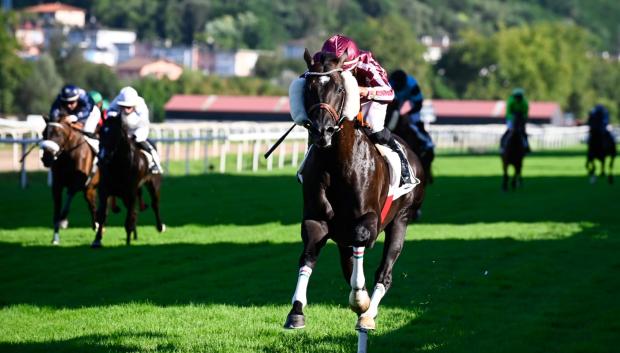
[0,148,618,353]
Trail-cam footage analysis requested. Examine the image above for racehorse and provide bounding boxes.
[91,112,165,248]
[284,50,425,331]
[501,114,527,191]
[586,128,616,184]
[386,101,435,185]
[40,115,99,245]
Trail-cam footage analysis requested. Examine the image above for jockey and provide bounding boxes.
[588,104,616,145]
[108,86,163,174]
[89,90,110,126]
[388,69,434,152]
[49,84,100,153]
[500,88,530,153]
[291,34,413,188]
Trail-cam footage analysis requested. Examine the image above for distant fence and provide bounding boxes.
[0,120,607,188]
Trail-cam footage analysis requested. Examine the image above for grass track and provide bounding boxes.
[0,148,619,352]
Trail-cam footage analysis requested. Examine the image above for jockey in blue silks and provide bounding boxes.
[388,70,434,152]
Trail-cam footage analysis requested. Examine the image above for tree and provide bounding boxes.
[16,54,63,116]
[0,11,28,116]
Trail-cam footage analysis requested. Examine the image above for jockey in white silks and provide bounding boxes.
[108,86,163,174]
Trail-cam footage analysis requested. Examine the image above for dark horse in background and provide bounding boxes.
[386,100,435,185]
[586,127,616,184]
[284,50,425,332]
[91,112,165,248]
[501,113,527,191]
[40,115,99,245]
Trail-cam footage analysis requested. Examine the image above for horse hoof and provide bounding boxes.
[158,224,166,233]
[51,239,59,245]
[59,219,69,229]
[349,289,370,314]
[356,316,376,331]
[91,241,102,249]
[589,176,596,184]
[283,314,305,329]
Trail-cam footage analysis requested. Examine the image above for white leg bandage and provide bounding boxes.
[360,283,386,319]
[292,265,313,307]
[351,247,366,290]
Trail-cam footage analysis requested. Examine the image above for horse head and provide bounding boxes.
[39,115,77,167]
[98,111,130,167]
[299,48,360,148]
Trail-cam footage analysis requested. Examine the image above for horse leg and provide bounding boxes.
[513,160,522,190]
[122,195,138,245]
[284,219,329,329]
[586,158,596,184]
[51,184,62,245]
[92,191,109,248]
[84,186,98,230]
[146,178,165,232]
[348,212,378,316]
[138,187,148,212]
[58,190,76,229]
[357,212,407,331]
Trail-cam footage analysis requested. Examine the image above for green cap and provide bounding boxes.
[89,90,103,104]
[102,99,110,110]
[511,88,525,97]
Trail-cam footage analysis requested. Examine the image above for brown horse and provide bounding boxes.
[386,101,435,185]
[40,115,99,245]
[501,115,527,191]
[284,50,425,331]
[91,112,165,248]
[586,128,616,184]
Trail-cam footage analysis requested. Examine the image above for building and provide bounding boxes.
[164,95,564,125]
[420,35,450,63]
[429,100,564,125]
[214,49,260,77]
[165,95,290,121]
[68,28,137,65]
[116,58,184,80]
[23,2,86,28]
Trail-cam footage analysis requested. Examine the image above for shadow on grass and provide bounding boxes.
[0,169,617,229]
[1,222,619,351]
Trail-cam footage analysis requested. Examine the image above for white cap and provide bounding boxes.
[117,86,139,107]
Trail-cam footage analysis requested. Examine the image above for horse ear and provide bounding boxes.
[303,48,314,69]
[337,50,349,68]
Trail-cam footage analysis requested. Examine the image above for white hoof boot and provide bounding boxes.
[59,219,69,229]
[52,233,60,245]
[349,289,370,314]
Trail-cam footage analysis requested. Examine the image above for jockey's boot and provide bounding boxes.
[523,135,531,153]
[387,138,413,187]
[499,130,509,154]
[149,148,164,174]
[296,145,313,184]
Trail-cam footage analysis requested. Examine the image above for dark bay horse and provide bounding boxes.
[386,101,435,185]
[586,128,616,184]
[501,115,527,191]
[40,116,99,245]
[284,50,425,331]
[91,112,165,248]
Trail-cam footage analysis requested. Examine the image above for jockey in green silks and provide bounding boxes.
[500,88,530,153]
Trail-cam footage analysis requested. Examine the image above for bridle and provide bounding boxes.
[304,69,347,127]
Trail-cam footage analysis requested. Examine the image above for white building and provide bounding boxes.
[68,28,137,66]
[23,2,86,28]
[214,49,260,77]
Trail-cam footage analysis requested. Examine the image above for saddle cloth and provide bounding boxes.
[374,143,420,201]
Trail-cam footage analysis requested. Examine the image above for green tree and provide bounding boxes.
[16,54,63,115]
[0,11,28,116]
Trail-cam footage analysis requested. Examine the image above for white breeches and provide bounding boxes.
[361,101,388,133]
[82,108,101,134]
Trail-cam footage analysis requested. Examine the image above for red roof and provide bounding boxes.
[164,95,561,120]
[165,95,289,113]
[23,2,85,13]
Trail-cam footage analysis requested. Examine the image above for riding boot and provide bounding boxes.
[387,138,413,186]
[150,148,164,174]
[523,134,531,153]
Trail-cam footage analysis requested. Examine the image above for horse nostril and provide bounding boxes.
[326,126,335,134]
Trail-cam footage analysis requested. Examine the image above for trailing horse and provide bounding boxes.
[91,112,165,248]
[501,115,527,191]
[284,50,425,331]
[586,128,616,184]
[386,101,435,185]
[40,115,99,245]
